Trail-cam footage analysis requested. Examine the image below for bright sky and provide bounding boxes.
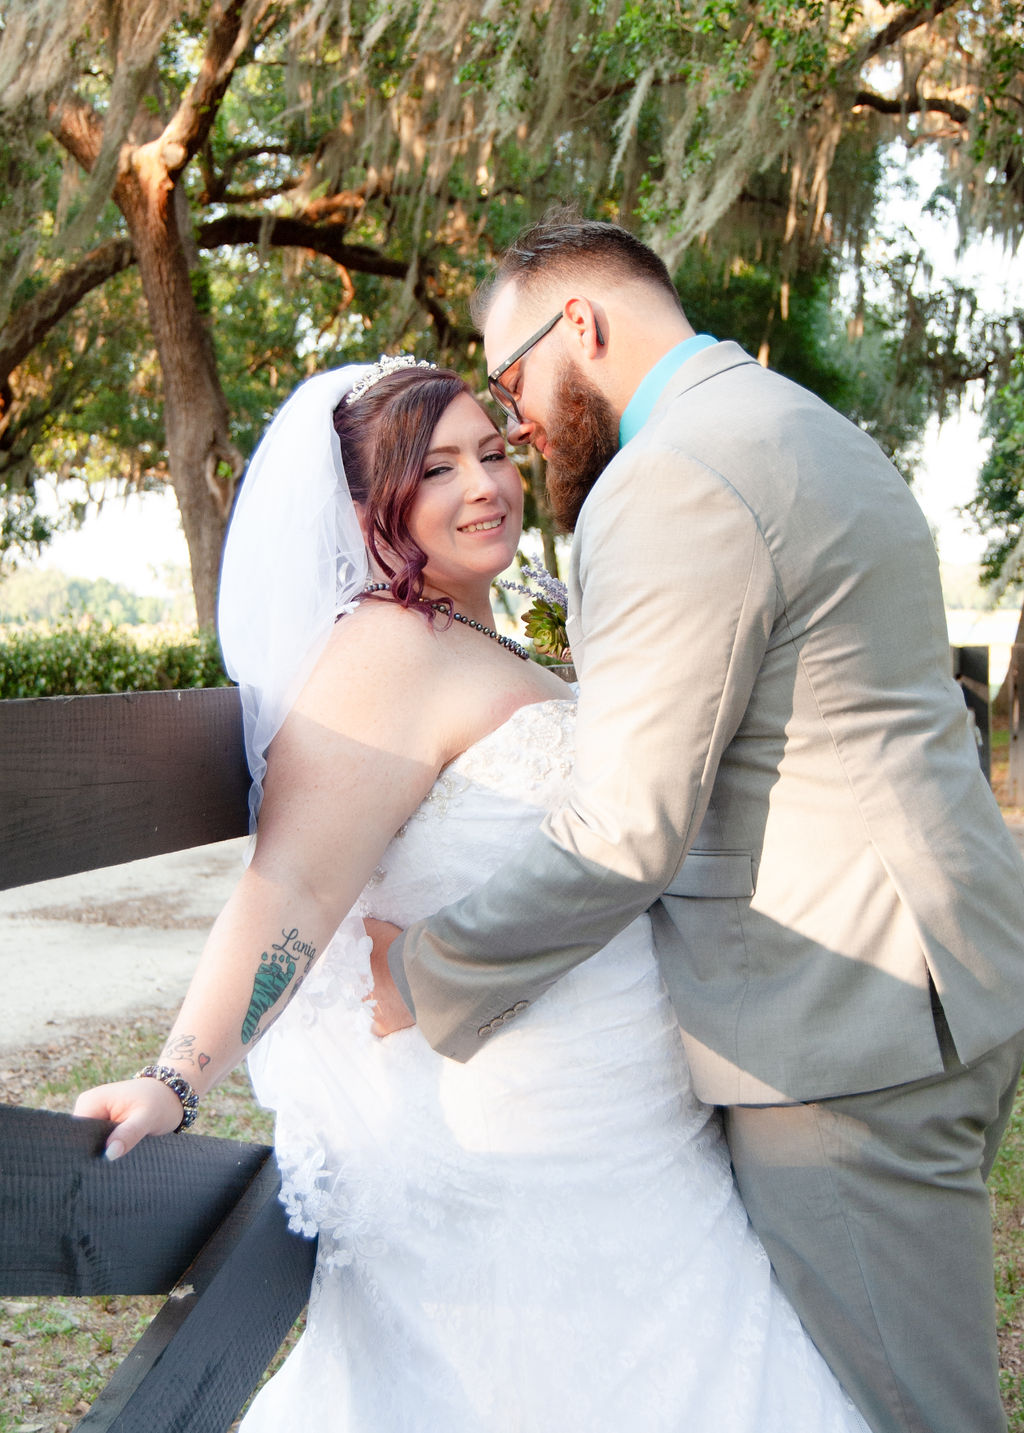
[914,407,989,565]
[38,483,190,596]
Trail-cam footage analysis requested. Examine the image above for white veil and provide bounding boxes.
[217,365,373,832]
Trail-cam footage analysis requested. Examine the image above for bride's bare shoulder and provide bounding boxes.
[274,601,455,776]
[332,596,442,659]
[306,598,451,709]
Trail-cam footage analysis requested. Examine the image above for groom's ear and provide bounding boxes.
[563,296,606,359]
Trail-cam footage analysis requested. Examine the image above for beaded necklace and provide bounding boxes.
[361,582,530,661]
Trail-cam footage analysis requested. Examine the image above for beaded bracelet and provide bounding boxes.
[134,1064,200,1131]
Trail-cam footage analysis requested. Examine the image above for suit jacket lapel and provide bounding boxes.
[645,340,758,425]
[565,342,760,673]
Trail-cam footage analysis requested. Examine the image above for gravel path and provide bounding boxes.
[0,839,246,1057]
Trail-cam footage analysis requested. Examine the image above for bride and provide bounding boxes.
[75,358,870,1432]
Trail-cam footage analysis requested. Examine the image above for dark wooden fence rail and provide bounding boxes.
[0,1106,315,1433]
[0,686,315,1432]
[0,687,250,891]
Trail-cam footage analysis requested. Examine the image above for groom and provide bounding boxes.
[375,214,1024,1433]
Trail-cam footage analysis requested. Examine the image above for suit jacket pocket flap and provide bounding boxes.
[665,851,754,899]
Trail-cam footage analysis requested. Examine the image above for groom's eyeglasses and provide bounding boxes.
[487,312,564,428]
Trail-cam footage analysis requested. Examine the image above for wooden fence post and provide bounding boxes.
[1009,644,1024,807]
[951,645,991,782]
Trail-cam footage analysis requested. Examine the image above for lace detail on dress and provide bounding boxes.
[450,696,575,801]
[404,765,470,822]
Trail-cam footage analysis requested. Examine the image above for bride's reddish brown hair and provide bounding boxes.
[332,366,476,614]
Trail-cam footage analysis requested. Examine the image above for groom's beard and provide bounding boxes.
[543,363,620,533]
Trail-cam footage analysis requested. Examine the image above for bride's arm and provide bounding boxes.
[73,612,448,1157]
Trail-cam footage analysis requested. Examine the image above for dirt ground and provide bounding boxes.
[0,839,246,1057]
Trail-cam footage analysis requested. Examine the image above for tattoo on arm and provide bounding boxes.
[160,1035,212,1072]
[240,928,318,1045]
[163,1034,196,1065]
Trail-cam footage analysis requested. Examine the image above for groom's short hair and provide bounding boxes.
[472,207,683,323]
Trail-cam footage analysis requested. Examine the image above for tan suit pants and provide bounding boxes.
[725,999,1024,1433]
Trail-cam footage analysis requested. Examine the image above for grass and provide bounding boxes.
[983,719,1024,1429]
[994,1103,1024,1427]
[993,1048,1024,1429]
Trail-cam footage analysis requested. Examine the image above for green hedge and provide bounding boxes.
[0,622,231,698]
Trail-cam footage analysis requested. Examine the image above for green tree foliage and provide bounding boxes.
[0,0,1022,613]
[967,353,1024,621]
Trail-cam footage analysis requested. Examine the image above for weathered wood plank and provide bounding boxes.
[0,687,314,1429]
[0,1107,314,1432]
[0,1105,276,1295]
[0,688,250,890]
[75,1157,315,1433]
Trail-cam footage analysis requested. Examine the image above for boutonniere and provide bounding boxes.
[499,557,571,663]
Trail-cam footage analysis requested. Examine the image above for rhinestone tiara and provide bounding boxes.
[345,354,438,405]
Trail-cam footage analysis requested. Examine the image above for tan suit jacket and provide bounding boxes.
[391,341,1024,1103]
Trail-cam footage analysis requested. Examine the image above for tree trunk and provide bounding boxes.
[43,4,256,629]
[994,595,1024,717]
[115,144,242,629]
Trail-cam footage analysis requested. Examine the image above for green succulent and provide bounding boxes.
[521,596,571,662]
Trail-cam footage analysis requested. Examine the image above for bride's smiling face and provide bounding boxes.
[409,392,523,599]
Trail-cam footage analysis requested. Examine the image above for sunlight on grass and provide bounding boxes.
[992,1089,1024,1432]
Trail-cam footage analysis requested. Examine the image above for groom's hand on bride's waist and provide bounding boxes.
[363,917,415,1037]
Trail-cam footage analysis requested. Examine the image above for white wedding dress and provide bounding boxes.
[241,698,869,1433]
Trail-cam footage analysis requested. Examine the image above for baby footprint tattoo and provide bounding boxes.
[241,929,316,1044]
